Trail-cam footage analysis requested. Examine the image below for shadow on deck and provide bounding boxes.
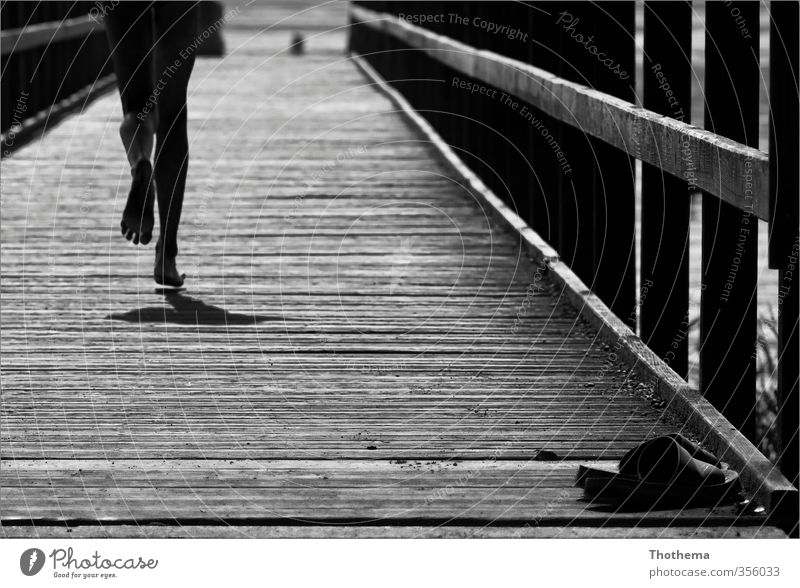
[107,291,271,326]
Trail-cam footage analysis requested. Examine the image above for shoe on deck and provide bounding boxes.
[576,434,742,508]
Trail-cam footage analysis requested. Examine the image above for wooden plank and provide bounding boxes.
[349,4,770,220]
[0,460,754,526]
[1,525,786,539]
[0,488,755,528]
[0,459,622,487]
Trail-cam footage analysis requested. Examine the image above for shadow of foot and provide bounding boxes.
[107,290,269,326]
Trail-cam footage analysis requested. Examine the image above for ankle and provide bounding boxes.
[120,113,155,167]
[155,240,178,260]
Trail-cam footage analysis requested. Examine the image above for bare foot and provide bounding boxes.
[154,242,185,287]
[121,159,155,245]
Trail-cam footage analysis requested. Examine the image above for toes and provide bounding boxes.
[132,232,140,245]
[121,222,128,236]
[140,232,152,245]
[125,229,134,241]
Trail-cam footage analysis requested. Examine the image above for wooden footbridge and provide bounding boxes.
[1,1,797,538]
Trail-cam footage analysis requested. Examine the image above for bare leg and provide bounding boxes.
[120,112,155,167]
[151,2,199,287]
[103,3,156,245]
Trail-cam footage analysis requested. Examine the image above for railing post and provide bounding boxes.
[554,1,598,293]
[459,2,472,174]
[552,2,636,325]
[700,1,760,442]
[640,1,692,378]
[526,2,561,245]
[589,2,636,328]
[467,2,514,212]
[501,2,531,223]
[768,1,799,489]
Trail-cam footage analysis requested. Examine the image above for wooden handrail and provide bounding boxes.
[1,15,104,56]
[350,5,770,221]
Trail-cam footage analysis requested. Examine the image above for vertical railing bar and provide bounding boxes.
[640,1,692,379]
[768,0,799,490]
[700,1,760,442]
[594,2,637,328]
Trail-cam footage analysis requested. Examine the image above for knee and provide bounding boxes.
[155,95,188,125]
[156,107,189,140]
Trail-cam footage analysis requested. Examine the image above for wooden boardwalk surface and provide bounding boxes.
[0,13,783,537]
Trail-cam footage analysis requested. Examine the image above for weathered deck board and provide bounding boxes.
[0,15,781,536]
[0,460,755,526]
[2,525,785,539]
